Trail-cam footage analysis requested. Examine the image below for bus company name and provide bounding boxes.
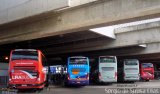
[12,75,29,79]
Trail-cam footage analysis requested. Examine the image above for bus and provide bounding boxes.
[8,49,48,89]
[123,59,140,82]
[67,56,89,86]
[140,63,154,81]
[98,56,117,83]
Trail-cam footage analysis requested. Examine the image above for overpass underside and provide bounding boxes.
[0,0,160,65]
[0,20,160,64]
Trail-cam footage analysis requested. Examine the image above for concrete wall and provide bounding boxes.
[0,63,8,76]
[44,21,160,54]
[0,70,8,76]
[0,0,69,24]
[0,0,97,25]
[0,0,160,45]
[69,0,97,6]
[0,63,8,70]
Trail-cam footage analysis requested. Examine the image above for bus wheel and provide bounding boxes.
[145,80,149,82]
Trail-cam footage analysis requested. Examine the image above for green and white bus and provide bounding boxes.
[123,59,140,81]
[98,56,117,83]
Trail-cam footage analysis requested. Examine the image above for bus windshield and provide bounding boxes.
[69,58,87,65]
[11,51,38,60]
[142,63,153,68]
[125,60,138,65]
[100,57,115,63]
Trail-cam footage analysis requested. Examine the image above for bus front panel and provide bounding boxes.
[67,57,89,85]
[123,59,140,81]
[99,56,117,83]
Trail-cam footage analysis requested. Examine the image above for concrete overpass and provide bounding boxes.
[0,0,160,45]
[0,0,160,63]
[0,20,160,59]
[1,0,160,89]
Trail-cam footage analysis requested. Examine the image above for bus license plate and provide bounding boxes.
[77,82,80,84]
[22,84,27,86]
[77,78,81,80]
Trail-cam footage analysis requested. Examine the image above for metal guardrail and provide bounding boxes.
[0,76,8,84]
[0,76,17,94]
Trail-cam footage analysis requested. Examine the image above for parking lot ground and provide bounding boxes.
[4,80,160,94]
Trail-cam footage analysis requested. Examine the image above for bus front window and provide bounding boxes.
[125,61,138,65]
[100,57,115,63]
[11,51,38,60]
[142,63,153,68]
[69,58,87,65]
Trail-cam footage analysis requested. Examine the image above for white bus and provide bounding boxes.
[98,56,117,83]
[123,59,140,81]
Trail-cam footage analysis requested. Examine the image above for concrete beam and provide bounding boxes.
[25,31,103,48]
[0,0,69,24]
[46,42,160,57]
[115,21,160,34]
[108,43,160,56]
[0,0,160,44]
[118,53,160,61]
[0,0,98,25]
[68,0,98,7]
[45,23,160,54]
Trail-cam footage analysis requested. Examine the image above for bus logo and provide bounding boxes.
[12,75,29,79]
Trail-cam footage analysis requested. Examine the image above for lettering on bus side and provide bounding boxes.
[12,75,30,79]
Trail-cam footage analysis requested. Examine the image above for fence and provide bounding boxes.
[0,76,17,94]
[0,76,8,88]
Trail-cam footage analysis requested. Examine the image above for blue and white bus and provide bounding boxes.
[67,56,90,86]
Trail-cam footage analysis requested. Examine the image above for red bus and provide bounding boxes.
[8,49,48,89]
[140,63,154,81]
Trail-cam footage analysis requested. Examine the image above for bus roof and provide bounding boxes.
[124,59,139,61]
[142,63,152,64]
[69,56,87,58]
[99,56,116,58]
[14,49,37,51]
[142,63,153,65]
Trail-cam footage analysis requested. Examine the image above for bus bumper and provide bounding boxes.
[68,80,89,85]
[124,77,140,81]
[9,83,45,89]
[99,79,117,83]
[141,76,154,80]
